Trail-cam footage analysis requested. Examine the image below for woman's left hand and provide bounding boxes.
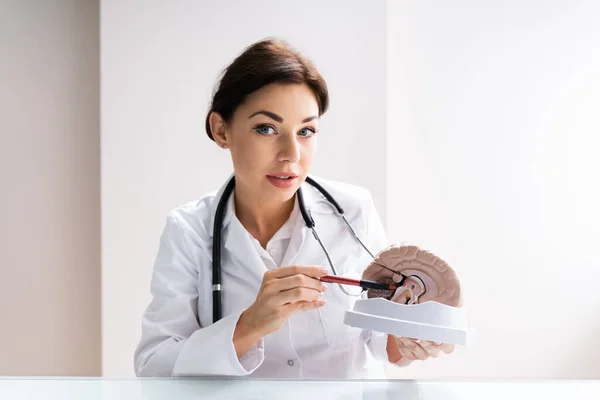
[389,336,455,362]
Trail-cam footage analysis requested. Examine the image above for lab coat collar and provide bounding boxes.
[207,174,334,280]
[207,174,332,238]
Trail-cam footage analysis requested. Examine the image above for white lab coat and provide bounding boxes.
[134,175,410,378]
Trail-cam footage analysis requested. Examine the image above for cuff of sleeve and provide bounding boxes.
[238,337,265,372]
[172,310,264,377]
[368,331,413,368]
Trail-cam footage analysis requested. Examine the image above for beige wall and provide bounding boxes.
[0,0,101,375]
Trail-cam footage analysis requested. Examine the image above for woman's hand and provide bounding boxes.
[387,335,455,362]
[233,265,328,356]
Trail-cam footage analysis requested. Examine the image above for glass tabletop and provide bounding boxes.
[0,377,599,400]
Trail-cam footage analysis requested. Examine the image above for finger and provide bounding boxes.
[418,340,437,349]
[268,265,328,279]
[409,342,430,361]
[419,341,442,358]
[398,347,416,361]
[396,336,418,350]
[396,337,428,360]
[285,298,326,314]
[440,344,455,354]
[275,274,326,293]
[275,287,323,305]
[429,347,442,357]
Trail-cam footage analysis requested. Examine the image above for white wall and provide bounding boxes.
[101,0,388,376]
[0,0,101,375]
[102,0,600,379]
[386,0,600,378]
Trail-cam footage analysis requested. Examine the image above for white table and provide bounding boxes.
[1,377,599,399]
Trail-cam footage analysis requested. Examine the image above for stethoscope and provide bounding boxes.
[212,175,379,322]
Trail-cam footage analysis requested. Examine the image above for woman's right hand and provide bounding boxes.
[233,265,328,355]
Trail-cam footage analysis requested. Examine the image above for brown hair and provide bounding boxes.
[205,38,329,141]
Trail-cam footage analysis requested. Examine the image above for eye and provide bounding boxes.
[298,127,317,137]
[254,124,276,135]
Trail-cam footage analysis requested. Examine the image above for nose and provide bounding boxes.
[278,134,301,163]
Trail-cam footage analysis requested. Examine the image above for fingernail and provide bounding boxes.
[320,267,329,275]
[322,284,328,291]
[319,299,326,305]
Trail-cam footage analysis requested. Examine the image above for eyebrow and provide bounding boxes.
[248,110,317,124]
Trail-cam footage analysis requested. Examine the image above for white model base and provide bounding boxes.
[344,298,477,346]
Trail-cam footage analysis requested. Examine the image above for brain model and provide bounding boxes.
[362,244,462,307]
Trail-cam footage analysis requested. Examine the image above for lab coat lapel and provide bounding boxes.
[281,179,333,268]
[208,174,267,287]
[210,175,333,279]
[223,220,267,286]
[281,212,307,267]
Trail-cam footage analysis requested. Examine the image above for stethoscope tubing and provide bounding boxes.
[212,175,374,322]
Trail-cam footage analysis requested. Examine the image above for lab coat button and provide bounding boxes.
[269,248,278,257]
[287,360,294,366]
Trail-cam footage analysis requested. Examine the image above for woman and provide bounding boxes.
[134,38,452,378]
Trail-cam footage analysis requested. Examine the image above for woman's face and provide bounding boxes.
[217,83,320,204]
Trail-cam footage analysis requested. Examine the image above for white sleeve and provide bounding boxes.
[359,193,413,368]
[134,214,265,377]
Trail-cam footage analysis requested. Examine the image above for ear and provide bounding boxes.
[209,112,230,149]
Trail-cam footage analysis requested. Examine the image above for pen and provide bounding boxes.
[320,274,397,291]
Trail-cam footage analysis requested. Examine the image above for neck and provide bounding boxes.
[234,181,295,249]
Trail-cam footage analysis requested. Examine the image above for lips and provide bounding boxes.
[265,173,299,189]
[266,173,299,179]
